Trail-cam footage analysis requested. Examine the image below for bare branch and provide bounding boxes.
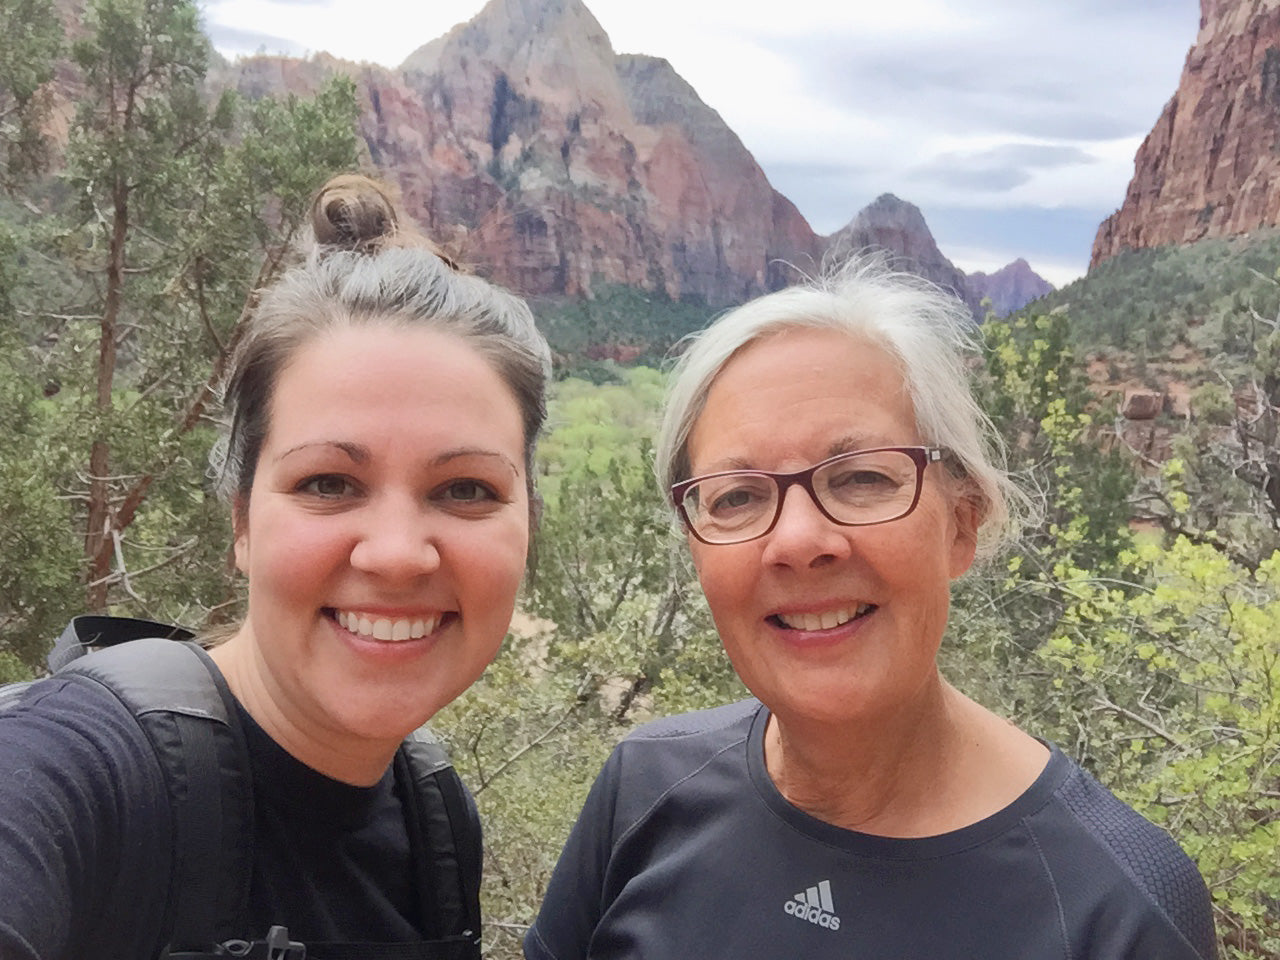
[1092,695,1181,747]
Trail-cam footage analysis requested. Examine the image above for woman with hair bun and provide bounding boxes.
[0,174,552,960]
[525,258,1215,960]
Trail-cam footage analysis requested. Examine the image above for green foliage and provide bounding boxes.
[1036,537,1280,956]
[1027,230,1280,360]
[533,284,717,373]
[0,0,62,186]
[0,330,81,663]
[0,0,360,664]
[1126,283,1280,569]
[529,369,731,719]
[958,311,1136,665]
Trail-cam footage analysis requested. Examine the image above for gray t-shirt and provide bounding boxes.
[526,700,1215,960]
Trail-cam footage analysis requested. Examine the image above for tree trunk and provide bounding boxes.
[84,179,129,610]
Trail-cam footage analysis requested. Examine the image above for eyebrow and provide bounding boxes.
[275,441,519,475]
[275,440,369,464]
[699,435,889,474]
[432,447,521,475]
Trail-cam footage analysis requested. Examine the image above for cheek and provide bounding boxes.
[461,518,529,598]
[689,544,756,621]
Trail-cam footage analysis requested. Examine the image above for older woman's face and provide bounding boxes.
[684,327,978,729]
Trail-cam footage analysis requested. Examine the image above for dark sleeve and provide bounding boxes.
[523,750,623,960]
[1050,764,1218,960]
[0,678,172,960]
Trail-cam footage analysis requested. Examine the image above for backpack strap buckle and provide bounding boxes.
[175,926,305,959]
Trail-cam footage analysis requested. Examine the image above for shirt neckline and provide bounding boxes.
[744,702,1070,860]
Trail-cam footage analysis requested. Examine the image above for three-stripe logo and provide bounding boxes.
[782,879,841,930]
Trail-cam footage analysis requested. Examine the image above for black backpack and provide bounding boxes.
[0,616,483,960]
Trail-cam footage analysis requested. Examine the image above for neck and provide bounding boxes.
[764,676,1047,837]
[207,632,398,787]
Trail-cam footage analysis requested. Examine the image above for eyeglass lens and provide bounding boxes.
[680,449,923,544]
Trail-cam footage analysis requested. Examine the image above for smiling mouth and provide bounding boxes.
[326,608,447,642]
[769,604,875,631]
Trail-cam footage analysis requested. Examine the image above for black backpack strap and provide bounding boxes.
[396,729,482,960]
[59,638,253,954]
[46,615,194,671]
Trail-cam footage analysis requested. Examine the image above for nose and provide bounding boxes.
[348,494,442,581]
[759,483,853,569]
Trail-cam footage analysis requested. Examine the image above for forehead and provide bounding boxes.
[687,326,917,471]
[265,324,525,455]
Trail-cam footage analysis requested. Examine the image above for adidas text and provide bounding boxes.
[783,880,841,931]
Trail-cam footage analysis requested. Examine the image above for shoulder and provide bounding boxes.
[2,672,157,761]
[622,699,760,743]
[1036,750,1217,959]
[0,670,170,824]
[613,699,759,773]
[589,700,759,829]
[0,675,172,959]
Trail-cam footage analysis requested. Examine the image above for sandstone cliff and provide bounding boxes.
[216,0,819,304]
[1093,0,1280,265]
[205,0,1053,314]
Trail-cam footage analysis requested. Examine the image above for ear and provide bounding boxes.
[232,497,250,574]
[947,489,982,579]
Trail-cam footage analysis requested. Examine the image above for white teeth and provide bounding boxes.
[334,610,442,642]
[777,606,861,631]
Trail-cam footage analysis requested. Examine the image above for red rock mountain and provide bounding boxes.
[212,0,1049,311]
[1093,0,1280,266]
[220,0,817,304]
[827,194,975,310]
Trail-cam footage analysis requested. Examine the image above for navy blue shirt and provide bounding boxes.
[526,700,1216,960]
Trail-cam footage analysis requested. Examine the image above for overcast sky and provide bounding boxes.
[201,0,1202,287]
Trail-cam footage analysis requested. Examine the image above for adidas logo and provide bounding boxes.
[782,879,841,931]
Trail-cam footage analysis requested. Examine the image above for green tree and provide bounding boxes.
[949,310,1136,719]
[1038,536,1280,958]
[0,0,62,188]
[0,0,360,664]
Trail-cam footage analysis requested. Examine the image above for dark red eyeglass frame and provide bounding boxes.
[670,446,948,545]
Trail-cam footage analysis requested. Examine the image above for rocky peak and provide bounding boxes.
[966,258,1054,318]
[827,194,972,309]
[400,0,626,117]
[1093,0,1280,265]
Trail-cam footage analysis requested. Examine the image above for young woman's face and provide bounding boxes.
[231,324,529,769]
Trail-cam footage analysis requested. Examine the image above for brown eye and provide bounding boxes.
[299,475,356,498]
[443,480,496,502]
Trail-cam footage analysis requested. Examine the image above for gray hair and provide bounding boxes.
[654,256,1026,560]
[211,175,552,517]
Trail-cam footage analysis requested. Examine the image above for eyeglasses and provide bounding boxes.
[672,446,948,545]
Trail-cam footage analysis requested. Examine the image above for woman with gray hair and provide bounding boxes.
[0,174,551,960]
[525,258,1215,960]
